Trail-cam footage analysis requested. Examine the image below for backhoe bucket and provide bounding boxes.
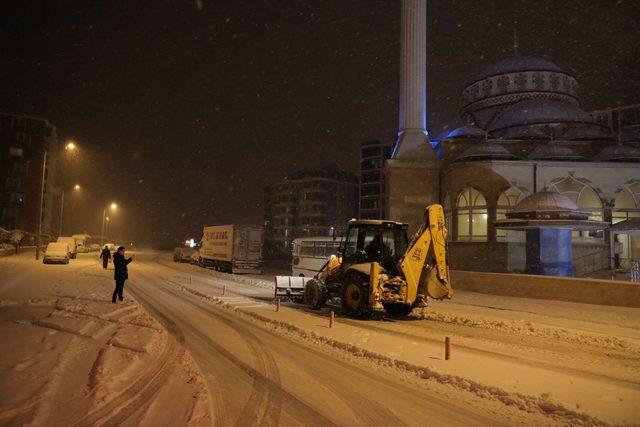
[425,268,454,300]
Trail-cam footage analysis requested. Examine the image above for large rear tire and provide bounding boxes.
[303,279,325,309]
[341,276,368,317]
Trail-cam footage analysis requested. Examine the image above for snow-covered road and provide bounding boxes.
[1,250,638,426]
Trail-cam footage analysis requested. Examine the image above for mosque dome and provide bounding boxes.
[593,144,640,162]
[455,142,519,162]
[445,124,486,139]
[512,191,580,214]
[460,55,579,129]
[527,143,586,161]
[475,56,563,80]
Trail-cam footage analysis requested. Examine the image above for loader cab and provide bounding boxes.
[341,220,409,274]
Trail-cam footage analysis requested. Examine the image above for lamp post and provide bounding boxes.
[59,184,80,236]
[36,141,77,260]
[101,202,117,245]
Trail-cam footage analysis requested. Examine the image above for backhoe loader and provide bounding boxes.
[299,204,454,317]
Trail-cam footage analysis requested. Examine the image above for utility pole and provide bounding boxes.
[58,190,65,236]
[35,149,47,260]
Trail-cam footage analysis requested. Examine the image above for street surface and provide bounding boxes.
[1,250,638,426]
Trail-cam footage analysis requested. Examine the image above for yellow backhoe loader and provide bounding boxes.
[300,204,454,317]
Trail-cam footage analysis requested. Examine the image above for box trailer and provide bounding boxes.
[199,225,263,274]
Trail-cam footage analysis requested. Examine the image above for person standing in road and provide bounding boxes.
[112,246,134,303]
[100,245,111,269]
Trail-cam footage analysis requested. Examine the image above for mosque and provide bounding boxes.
[386,54,640,275]
[436,55,640,274]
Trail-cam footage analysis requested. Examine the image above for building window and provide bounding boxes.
[456,187,487,242]
[549,177,604,239]
[496,186,524,241]
[8,147,23,157]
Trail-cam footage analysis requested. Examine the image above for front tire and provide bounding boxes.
[341,276,369,317]
[303,279,325,309]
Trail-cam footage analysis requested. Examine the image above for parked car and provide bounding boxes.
[43,242,70,264]
[174,247,195,262]
[57,236,78,259]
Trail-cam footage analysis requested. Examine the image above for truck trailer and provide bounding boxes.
[198,225,263,274]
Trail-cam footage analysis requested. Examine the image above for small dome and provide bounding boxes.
[513,191,578,213]
[490,100,595,133]
[446,124,486,139]
[594,144,640,162]
[475,55,564,81]
[455,142,519,162]
[527,143,586,161]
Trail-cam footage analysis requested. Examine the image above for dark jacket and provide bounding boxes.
[101,248,111,260]
[113,252,132,281]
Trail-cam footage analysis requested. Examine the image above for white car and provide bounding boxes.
[43,242,70,264]
[57,236,78,259]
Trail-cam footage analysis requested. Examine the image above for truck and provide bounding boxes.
[198,225,263,274]
[276,204,454,317]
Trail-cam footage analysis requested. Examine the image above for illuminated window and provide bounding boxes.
[456,187,487,242]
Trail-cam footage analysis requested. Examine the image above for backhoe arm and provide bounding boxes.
[399,204,454,304]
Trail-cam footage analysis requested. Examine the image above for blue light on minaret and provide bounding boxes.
[393,0,437,160]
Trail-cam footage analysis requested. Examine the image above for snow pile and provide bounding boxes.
[412,308,640,356]
[206,269,274,290]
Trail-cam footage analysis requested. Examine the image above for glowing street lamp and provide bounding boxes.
[101,202,118,245]
[65,141,77,151]
[59,183,82,236]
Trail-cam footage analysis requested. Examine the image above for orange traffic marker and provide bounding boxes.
[329,310,334,328]
[275,297,280,312]
[445,336,451,360]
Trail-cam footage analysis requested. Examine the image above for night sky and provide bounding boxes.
[2,0,638,246]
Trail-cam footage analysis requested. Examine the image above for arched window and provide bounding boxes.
[549,177,604,239]
[456,187,487,241]
[613,185,640,223]
[496,186,524,241]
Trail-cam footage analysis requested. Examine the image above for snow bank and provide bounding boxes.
[412,308,640,356]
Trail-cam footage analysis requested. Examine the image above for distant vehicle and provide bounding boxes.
[56,236,77,259]
[89,243,102,251]
[43,242,70,264]
[72,234,91,252]
[189,250,200,265]
[174,247,195,262]
[198,225,262,273]
[291,237,343,277]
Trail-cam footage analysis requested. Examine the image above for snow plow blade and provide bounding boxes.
[275,276,312,300]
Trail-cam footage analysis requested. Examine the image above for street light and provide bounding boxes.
[101,203,117,245]
[58,183,82,236]
[36,141,78,260]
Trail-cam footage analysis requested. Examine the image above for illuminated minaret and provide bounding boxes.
[385,0,440,232]
[393,0,435,158]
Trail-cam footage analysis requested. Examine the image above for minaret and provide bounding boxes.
[393,0,436,159]
[385,0,441,232]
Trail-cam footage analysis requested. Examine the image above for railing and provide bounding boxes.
[572,248,611,277]
[631,261,640,282]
